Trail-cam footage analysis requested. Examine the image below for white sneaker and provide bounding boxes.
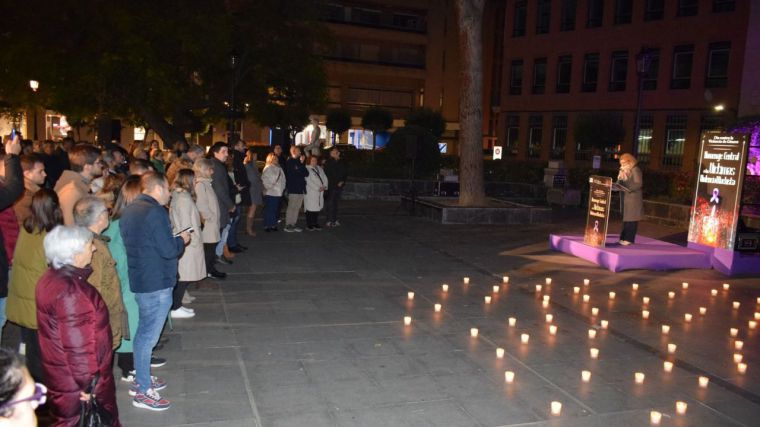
[283,226,295,233]
[293,227,303,232]
[333,220,341,226]
[170,308,195,319]
[180,306,194,314]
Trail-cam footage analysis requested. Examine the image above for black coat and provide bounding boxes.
[324,158,348,190]
[285,157,309,194]
[232,150,251,206]
[0,155,24,297]
[210,157,235,226]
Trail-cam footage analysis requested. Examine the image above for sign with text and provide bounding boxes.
[688,131,748,250]
[584,175,613,247]
[493,146,503,160]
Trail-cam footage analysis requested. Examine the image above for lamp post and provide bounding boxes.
[228,51,239,145]
[29,80,39,140]
[632,48,652,157]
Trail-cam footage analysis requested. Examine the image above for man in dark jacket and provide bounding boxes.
[324,147,348,227]
[228,139,250,253]
[284,146,309,232]
[120,172,189,411]
[208,142,236,262]
[0,134,23,342]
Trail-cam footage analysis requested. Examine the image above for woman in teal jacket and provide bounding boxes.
[103,176,141,380]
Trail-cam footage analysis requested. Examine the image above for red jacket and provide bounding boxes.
[36,265,120,427]
[0,207,19,265]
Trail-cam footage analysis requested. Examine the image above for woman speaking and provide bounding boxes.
[615,153,643,246]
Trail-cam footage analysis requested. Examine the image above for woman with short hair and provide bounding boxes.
[261,153,286,232]
[36,225,120,426]
[616,153,643,246]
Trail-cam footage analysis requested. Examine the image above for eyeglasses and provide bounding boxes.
[0,383,47,412]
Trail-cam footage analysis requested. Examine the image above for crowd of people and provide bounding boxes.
[0,133,348,425]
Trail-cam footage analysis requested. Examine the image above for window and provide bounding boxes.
[532,58,548,94]
[614,0,632,24]
[509,60,523,95]
[609,51,629,91]
[536,0,552,34]
[324,3,345,21]
[671,45,694,89]
[706,42,730,88]
[644,0,664,20]
[677,0,698,16]
[642,49,660,90]
[528,115,543,158]
[636,113,653,164]
[551,115,567,159]
[556,55,572,93]
[587,0,604,27]
[560,0,576,31]
[352,7,381,25]
[663,114,687,167]
[392,13,427,32]
[713,0,735,13]
[701,114,725,132]
[513,1,527,37]
[582,53,599,92]
[506,115,519,156]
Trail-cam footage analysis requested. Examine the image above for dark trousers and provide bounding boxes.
[620,221,639,243]
[204,242,218,273]
[263,195,281,228]
[326,187,342,223]
[116,352,134,378]
[20,327,44,382]
[172,281,191,310]
[227,205,242,248]
[306,211,319,227]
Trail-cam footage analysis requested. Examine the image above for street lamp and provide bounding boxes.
[29,80,40,140]
[228,50,239,144]
[632,48,652,157]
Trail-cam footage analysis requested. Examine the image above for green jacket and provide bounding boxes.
[103,220,139,353]
[7,229,48,329]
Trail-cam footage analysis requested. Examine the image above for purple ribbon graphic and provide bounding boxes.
[710,188,720,204]
[593,220,599,233]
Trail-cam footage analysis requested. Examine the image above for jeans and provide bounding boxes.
[215,224,230,257]
[326,187,342,223]
[620,221,639,243]
[134,288,172,394]
[226,205,242,248]
[286,193,304,226]
[263,196,280,228]
[0,297,5,344]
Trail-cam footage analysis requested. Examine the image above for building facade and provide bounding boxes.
[494,0,758,172]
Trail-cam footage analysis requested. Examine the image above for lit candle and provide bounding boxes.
[663,361,673,372]
[733,353,743,363]
[503,276,509,283]
[442,284,449,292]
[684,313,692,322]
[545,277,552,285]
[403,316,412,326]
[470,328,479,337]
[550,401,562,416]
[668,291,675,299]
[542,300,549,308]
[407,291,415,300]
[643,296,650,304]
[699,307,707,315]
[668,343,677,354]
[609,291,616,300]
[545,314,554,323]
[549,325,558,335]
[735,340,744,350]
[676,401,688,415]
[588,329,597,339]
[711,289,718,296]
[650,411,662,425]
[755,312,760,320]
[493,285,500,293]
[583,278,590,285]
[434,303,442,312]
[661,325,670,334]
[484,296,492,304]
[642,310,650,319]
[508,317,517,327]
[504,371,515,383]
[463,277,470,284]
[581,370,591,382]
[589,348,599,359]
[496,347,504,358]
[632,283,639,290]
[521,333,530,343]
[682,282,689,290]
[738,363,747,374]
[757,297,760,304]
[635,372,645,384]
[535,284,542,292]
[543,295,550,302]
[723,283,730,290]
[583,294,590,303]
[601,320,609,329]
[573,286,580,294]
[591,307,599,316]
[699,376,709,388]
[749,320,757,330]
[730,327,739,337]
[733,301,740,309]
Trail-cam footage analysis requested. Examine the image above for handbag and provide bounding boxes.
[78,373,114,427]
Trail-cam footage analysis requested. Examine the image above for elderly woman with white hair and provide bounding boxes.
[615,153,644,245]
[35,225,120,426]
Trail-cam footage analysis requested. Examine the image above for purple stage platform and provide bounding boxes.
[549,234,712,272]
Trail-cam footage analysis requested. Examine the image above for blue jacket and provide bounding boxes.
[285,157,309,194]
[119,194,185,293]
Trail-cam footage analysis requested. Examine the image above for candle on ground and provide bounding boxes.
[590,348,599,359]
[642,310,650,319]
[668,343,677,354]
[545,277,552,285]
[635,372,645,384]
[535,284,542,292]
[493,285,500,293]
[699,307,707,315]
[470,328,479,337]
[735,340,744,350]
[676,401,688,415]
[682,282,689,290]
[663,361,673,372]
[733,353,743,363]
[723,283,730,290]
[484,296,492,304]
[601,320,609,329]
[543,295,550,302]
[581,370,591,382]
[755,312,760,320]
[549,325,558,335]
[711,289,718,296]
[504,371,515,383]
[684,313,692,322]
[632,283,639,290]
[650,411,662,425]
[668,291,675,299]
[442,284,449,292]
[550,401,562,415]
[738,363,747,374]
[643,296,650,304]
[545,314,553,323]
[407,292,415,300]
[661,325,670,334]
[749,320,757,330]
[583,294,591,303]
[463,277,470,284]
[609,291,616,300]
[591,307,599,316]
[733,301,741,309]
[588,329,597,339]
[503,276,509,283]
[584,279,590,285]
[403,316,412,326]
[542,300,549,308]
[434,303,442,312]
[699,376,709,388]
[496,347,504,358]
[730,328,739,337]
[521,333,530,343]
[573,286,580,294]
[508,317,517,327]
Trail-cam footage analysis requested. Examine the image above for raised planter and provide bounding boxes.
[400,196,552,225]
[642,200,691,228]
[342,178,546,201]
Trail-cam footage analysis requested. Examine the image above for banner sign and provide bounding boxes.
[584,175,613,247]
[687,131,748,250]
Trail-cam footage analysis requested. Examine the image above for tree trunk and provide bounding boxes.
[139,107,187,145]
[456,0,486,207]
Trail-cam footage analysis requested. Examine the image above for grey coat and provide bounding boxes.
[245,162,264,205]
[618,166,643,222]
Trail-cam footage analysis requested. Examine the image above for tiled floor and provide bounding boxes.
[116,202,760,426]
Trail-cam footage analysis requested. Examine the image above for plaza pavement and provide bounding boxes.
[116,201,760,427]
